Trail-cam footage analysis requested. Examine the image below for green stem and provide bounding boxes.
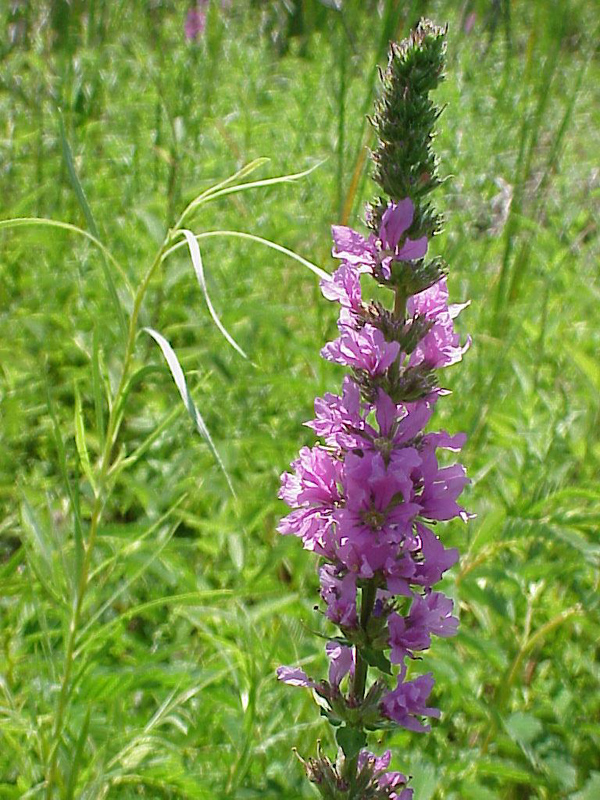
[342,581,377,793]
[393,287,406,319]
[44,235,174,797]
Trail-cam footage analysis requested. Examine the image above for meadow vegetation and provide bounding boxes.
[0,1,599,797]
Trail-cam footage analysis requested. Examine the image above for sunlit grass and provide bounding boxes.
[0,1,599,797]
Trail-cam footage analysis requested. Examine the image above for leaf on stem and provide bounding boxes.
[335,726,367,758]
[46,380,85,579]
[58,111,127,337]
[163,229,329,281]
[180,229,248,360]
[74,384,97,494]
[144,327,235,497]
[362,647,393,675]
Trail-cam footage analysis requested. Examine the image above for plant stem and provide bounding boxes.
[342,580,378,792]
[355,580,378,697]
[44,236,172,797]
[393,287,406,319]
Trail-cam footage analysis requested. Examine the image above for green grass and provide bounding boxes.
[1,1,599,797]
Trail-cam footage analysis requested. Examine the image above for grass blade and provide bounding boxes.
[180,229,248,360]
[0,217,133,296]
[114,405,182,474]
[74,383,97,495]
[74,590,235,659]
[58,111,128,337]
[181,157,270,212]
[58,111,99,239]
[19,499,65,606]
[191,161,325,209]
[163,229,329,281]
[91,324,106,441]
[79,512,182,642]
[143,327,235,497]
[46,380,84,580]
[65,708,91,800]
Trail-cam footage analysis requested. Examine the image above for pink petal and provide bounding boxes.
[397,235,428,260]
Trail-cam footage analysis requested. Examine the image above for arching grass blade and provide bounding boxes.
[180,229,249,360]
[144,327,235,497]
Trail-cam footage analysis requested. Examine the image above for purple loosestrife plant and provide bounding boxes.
[278,20,471,798]
[185,1,208,41]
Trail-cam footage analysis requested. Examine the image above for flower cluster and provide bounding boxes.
[298,743,414,799]
[276,21,470,798]
[278,197,469,721]
[185,1,208,40]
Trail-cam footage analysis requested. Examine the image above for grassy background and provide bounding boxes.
[1,0,599,797]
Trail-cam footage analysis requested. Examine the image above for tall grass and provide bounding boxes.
[1,1,599,797]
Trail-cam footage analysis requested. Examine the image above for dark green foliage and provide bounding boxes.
[0,0,599,797]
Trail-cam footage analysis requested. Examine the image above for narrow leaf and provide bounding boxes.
[80,496,185,639]
[185,157,270,210]
[163,229,329,281]
[197,160,324,206]
[20,498,51,568]
[177,159,322,227]
[91,324,105,440]
[58,111,127,336]
[115,405,182,474]
[19,499,65,606]
[46,381,84,577]
[74,384,97,494]
[144,327,235,497]
[58,111,99,238]
[0,217,133,294]
[180,229,248,359]
[65,708,91,800]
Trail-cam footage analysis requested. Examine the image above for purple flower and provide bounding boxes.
[276,666,318,689]
[351,390,435,464]
[357,750,413,799]
[379,200,428,265]
[321,324,400,376]
[381,774,414,800]
[464,12,477,34]
[308,385,434,458]
[331,225,377,271]
[320,263,363,328]
[325,641,355,688]
[307,376,367,450]
[383,554,418,597]
[391,788,414,800]
[342,448,420,516]
[276,30,472,780]
[319,565,358,627]
[389,591,458,665]
[412,523,459,588]
[184,3,207,40]
[357,748,392,774]
[279,446,341,508]
[374,390,433,442]
[381,672,440,732]
[416,435,470,522]
[388,610,431,665]
[277,646,355,695]
[277,446,342,555]
[411,591,458,637]
[407,278,470,369]
[331,198,428,280]
[334,450,421,577]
